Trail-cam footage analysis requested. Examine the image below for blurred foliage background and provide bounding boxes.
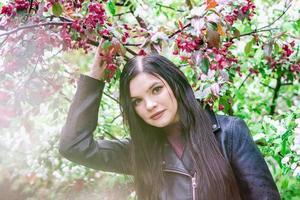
[0,0,299,199]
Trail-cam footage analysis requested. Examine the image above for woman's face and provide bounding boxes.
[129,72,179,128]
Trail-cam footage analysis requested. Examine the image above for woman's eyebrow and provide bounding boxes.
[131,81,161,99]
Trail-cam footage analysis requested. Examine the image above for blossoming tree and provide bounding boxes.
[0,0,299,199]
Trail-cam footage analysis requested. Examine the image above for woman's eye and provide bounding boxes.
[133,99,141,106]
[153,86,162,94]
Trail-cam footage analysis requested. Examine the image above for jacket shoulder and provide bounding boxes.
[213,115,250,162]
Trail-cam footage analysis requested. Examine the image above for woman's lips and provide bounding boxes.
[151,110,165,120]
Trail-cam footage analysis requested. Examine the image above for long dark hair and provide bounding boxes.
[119,55,241,200]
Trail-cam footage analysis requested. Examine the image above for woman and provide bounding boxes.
[59,43,280,200]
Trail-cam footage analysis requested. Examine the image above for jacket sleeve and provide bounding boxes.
[59,74,132,174]
[230,118,280,200]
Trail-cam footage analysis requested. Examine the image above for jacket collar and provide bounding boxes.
[162,108,221,175]
[205,107,221,133]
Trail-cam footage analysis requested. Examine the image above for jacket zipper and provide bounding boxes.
[191,172,197,200]
[163,169,197,200]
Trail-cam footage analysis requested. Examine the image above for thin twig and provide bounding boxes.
[59,91,71,102]
[45,15,74,22]
[124,43,142,47]
[41,76,72,102]
[233,73,251,98]
[0,35,9,47]
[260,82,275,90]
[259,3,292,31]
[115,11,131,17]
[156,3,185,12]
[47,48,64,60]
[110,113,122,124]
[102,129,120,141]
[103,91,120,104]
[238,28,280,38]
[281,82,293,86]
[238,2,292,38]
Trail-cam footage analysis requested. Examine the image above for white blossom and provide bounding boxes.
[291,163,297,170]
[200,69,215,81]
[95,172,101,178]
[210,83,220,97]
[216,0,233,5]
[190,6,206,17]
[191,17,205,36]
[295,118,300,126]
[150,32,168,43]
[292,166,300,177]
[206,13,220,23]
[295,127,300,135]
[281,156,290,164]
[191,51,203,66]
[53,171,62,179]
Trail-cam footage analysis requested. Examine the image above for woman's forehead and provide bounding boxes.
[129,73,165,98]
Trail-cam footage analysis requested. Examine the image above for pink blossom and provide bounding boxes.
[0,4,15,16]
[218,104,225,111]
[210,83,220,96]
[290,64,300,73]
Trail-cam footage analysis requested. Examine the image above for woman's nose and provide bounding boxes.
[145,98,157,110]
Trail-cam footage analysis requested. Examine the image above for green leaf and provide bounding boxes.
[281,178,289,189]
[295,18,300,29]
[52,2,63,17]
[274,42,281,54]
[207,22,217,31]
[107,1,116,16]
[200,57,209,74]
[244,38,254,56]
[102,40,111,50]
[281,140,287,155]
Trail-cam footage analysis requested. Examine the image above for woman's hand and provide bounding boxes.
[88,38,120,80]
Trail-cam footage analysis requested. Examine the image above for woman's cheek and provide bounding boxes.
[135,108,145,120]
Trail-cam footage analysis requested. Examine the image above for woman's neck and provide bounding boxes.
[163,121,185,159]
[164,121,182,138]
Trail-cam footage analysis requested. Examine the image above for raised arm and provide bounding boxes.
[59,40,132,174]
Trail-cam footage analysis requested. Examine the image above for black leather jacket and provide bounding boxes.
[59,75,281,200]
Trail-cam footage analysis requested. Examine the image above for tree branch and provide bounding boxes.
[126,1,148,30]
[46,15,73,22]
[270,73,282,115]
[238,2,292,39]
[238,28,280,38]
[124,46,137,56]
[168,23,191,39]
[0,21,72,37]
[186,0,193,10]
[28,0,34,15]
